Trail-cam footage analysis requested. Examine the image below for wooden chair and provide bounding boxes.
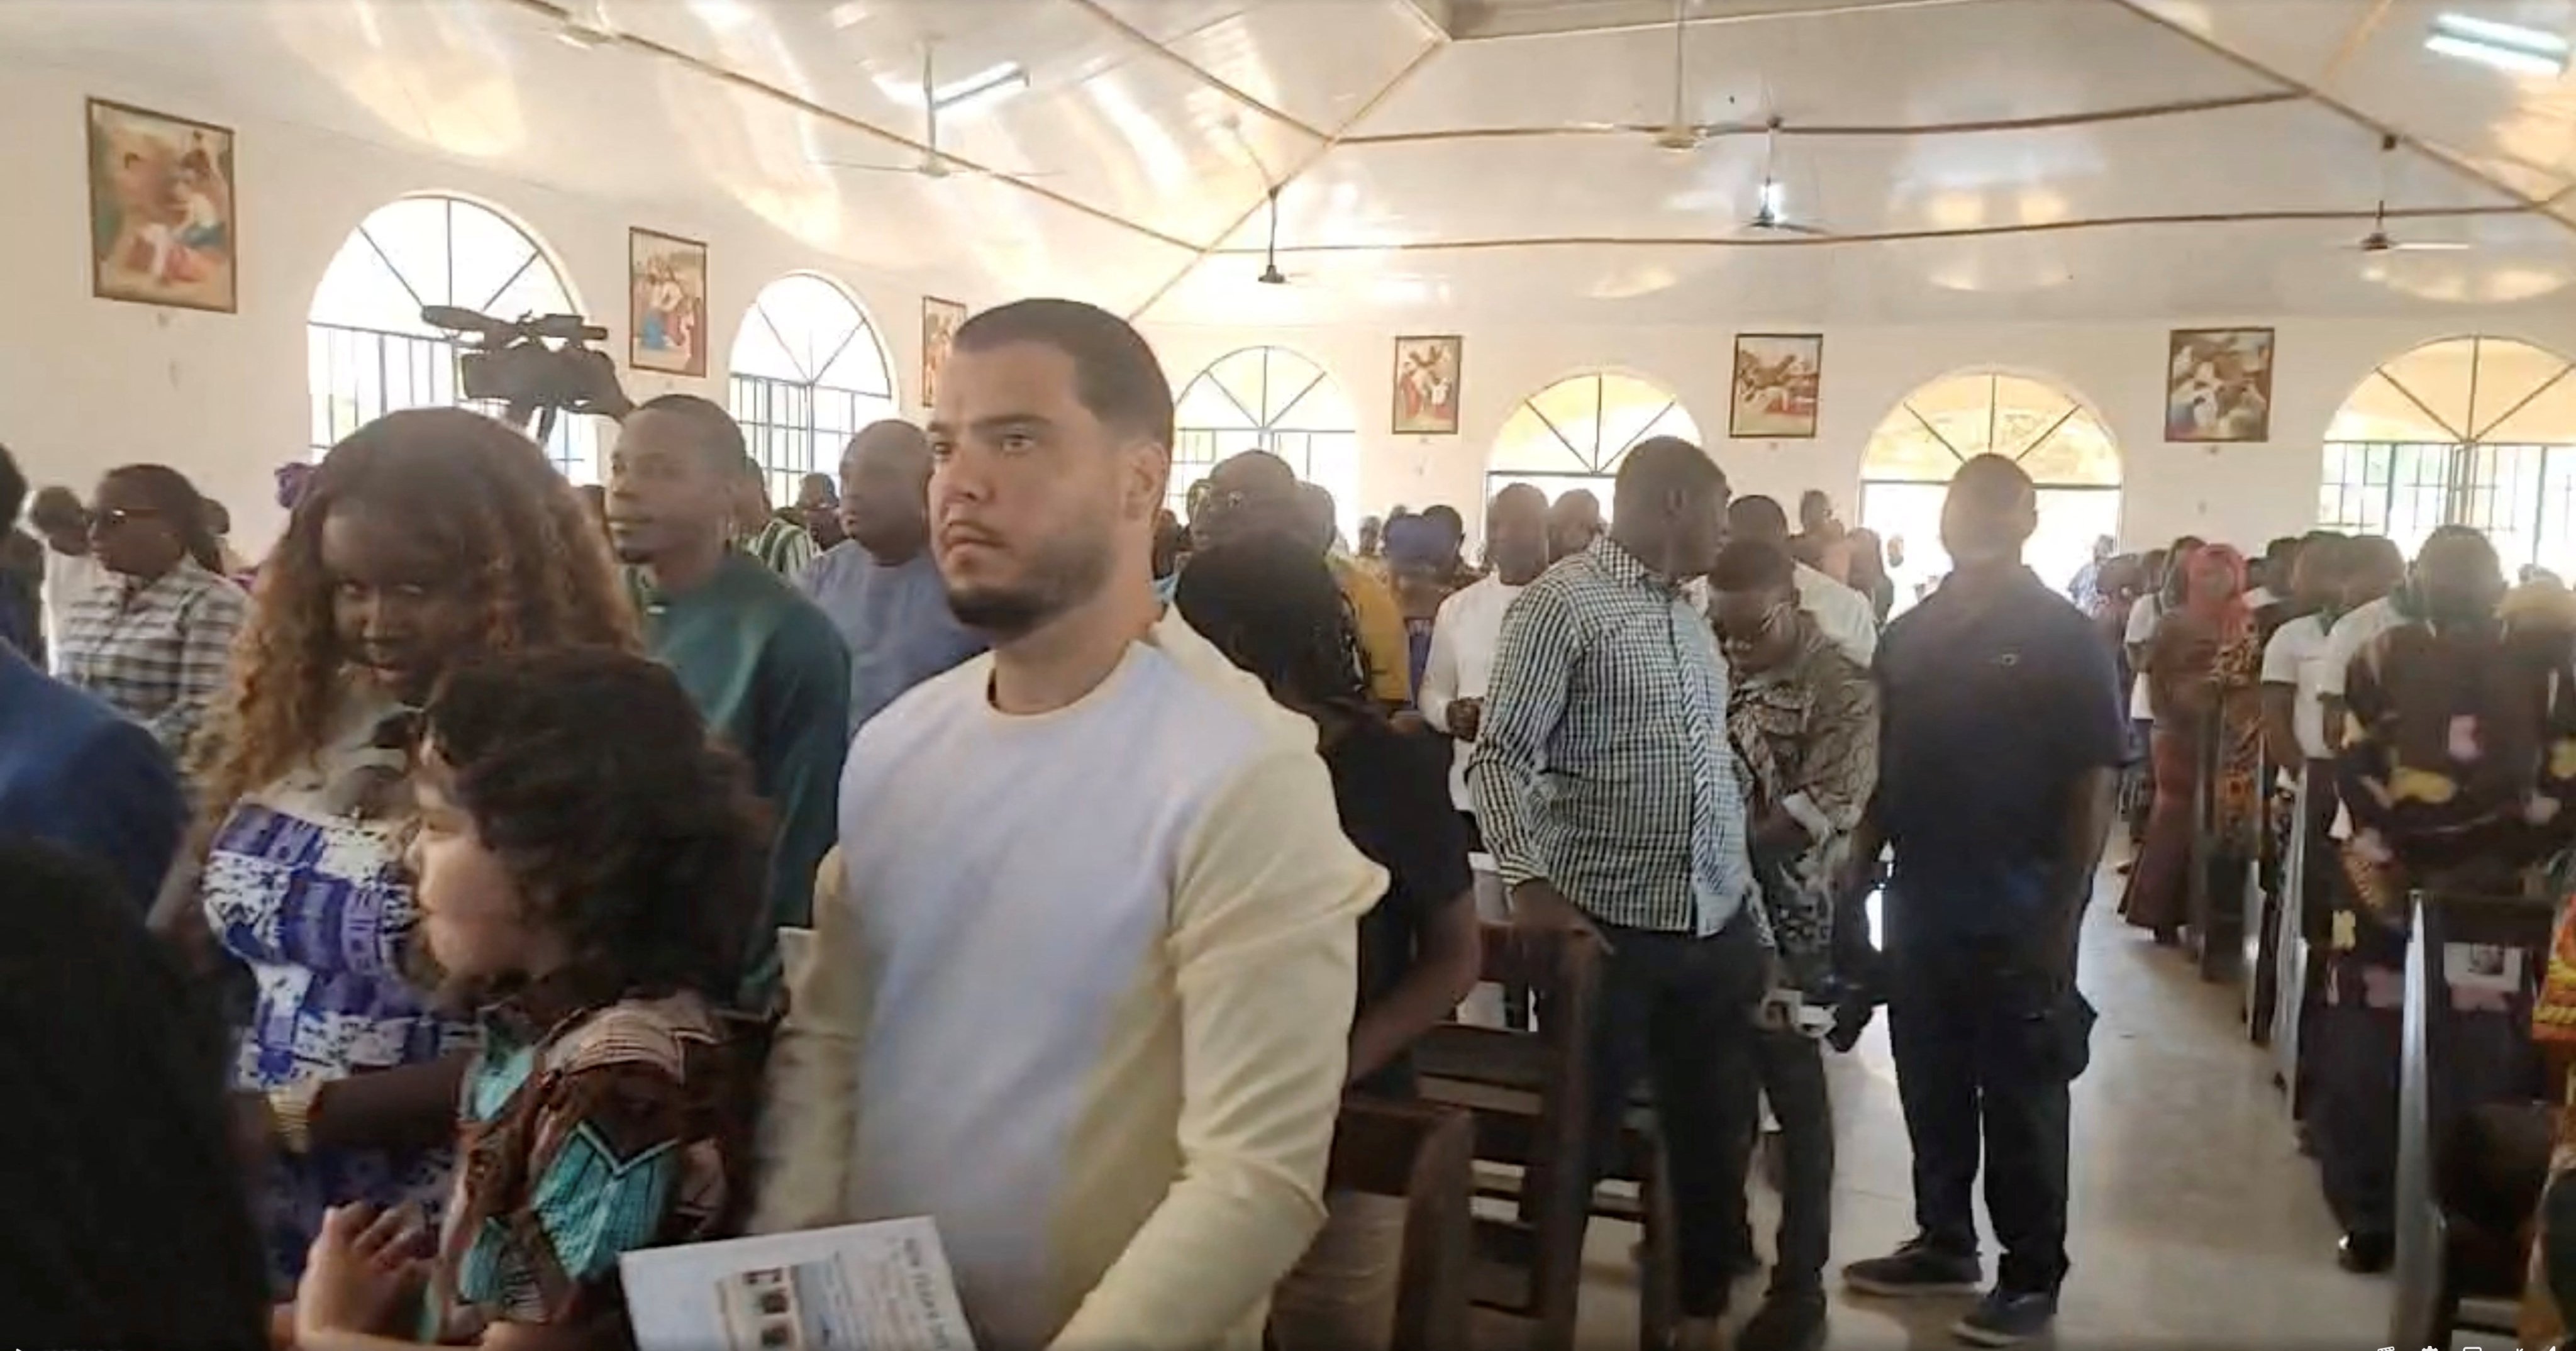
[1414,923,1604,1351]
[1322,1097,1476,1351]
[2388,890,2556,1351]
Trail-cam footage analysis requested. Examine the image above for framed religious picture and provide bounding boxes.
[87,97,238,313]
[2166,327,2275,442]
[1392,335,1462,435]
[921,296,967,409]
[1729,333,1823,438]
[628,228,709,377]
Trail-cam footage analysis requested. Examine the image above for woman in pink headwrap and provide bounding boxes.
[2119,543,2261,943]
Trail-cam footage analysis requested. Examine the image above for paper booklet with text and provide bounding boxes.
[619,1215,977,1351]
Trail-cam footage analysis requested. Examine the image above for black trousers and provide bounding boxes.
[1885,936,2079,1296]
[2312,976,2539,1239]
[1736,1028,1834,1296]
[2311,996,2399,1238]
[1577,913,1768,1317]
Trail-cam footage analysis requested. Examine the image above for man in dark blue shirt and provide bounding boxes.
[1838,455,2124,1348]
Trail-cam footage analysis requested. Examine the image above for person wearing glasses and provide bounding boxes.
[1707,537,1880,1351]
[57,464,247,764]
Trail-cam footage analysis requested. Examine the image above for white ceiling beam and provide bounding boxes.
[487,0,1202,253]
[1128,36,1450,320]
[1197,203,2533,255]
[1052,0,1332,142]
[2097,0,2576,238]
[1446,0,2006,43]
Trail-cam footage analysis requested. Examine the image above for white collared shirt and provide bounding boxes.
[1793,562,1879,666]
[1418,572,1523,811]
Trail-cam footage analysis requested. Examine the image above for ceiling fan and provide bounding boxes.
[1614,0,1720,151]
[1736,116,1831,238]
[811,44,1050,182]
[1253,185,1297,285]
[1603,1,1831,236]
[2345,133,2471,254]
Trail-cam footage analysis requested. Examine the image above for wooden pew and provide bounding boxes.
[2387,890,2556,1351]
[2244,746,2285,1042]
[1414,924,1603,1351]
[1320,1097,1477,1351]
[2267,765,2323,1115]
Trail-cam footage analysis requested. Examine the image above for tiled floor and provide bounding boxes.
[1540,868,2391,1350]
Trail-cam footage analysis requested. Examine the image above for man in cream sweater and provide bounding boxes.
[755,298,1385,1351]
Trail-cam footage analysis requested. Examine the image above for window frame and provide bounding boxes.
[306,194,595,480]
[724,273,898,510]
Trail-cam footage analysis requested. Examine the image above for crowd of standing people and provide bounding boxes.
[14,292,2576,1351]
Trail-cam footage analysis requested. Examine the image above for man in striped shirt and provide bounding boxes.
[1468,436,1770,1343]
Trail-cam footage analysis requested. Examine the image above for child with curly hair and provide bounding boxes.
[291,646,767,1350]
[153,408,641,1291]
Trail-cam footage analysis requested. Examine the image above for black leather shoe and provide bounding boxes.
[2338,1231,2394,1274]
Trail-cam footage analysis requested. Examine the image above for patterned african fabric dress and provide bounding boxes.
[426,982,745,1347]
[201,692,475,1287]
[2524,894,2576,1345]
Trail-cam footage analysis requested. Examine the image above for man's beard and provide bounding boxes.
[945,528,1117,641]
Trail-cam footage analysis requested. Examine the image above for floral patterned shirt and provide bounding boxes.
[429,982,746,1347]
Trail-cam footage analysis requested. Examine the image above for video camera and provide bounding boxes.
[421,304,633,442]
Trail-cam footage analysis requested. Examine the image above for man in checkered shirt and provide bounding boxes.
[1467,436,1769,1345]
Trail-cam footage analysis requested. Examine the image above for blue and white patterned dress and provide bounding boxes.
[200,696,475,1287]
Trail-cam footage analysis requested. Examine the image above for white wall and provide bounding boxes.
[1142,310,2576,555]
[12,51,2576,562]
[0,59,963,552]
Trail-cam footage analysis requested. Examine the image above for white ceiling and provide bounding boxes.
[8,0,2576,324]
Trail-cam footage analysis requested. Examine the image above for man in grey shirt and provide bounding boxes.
[801,420,985,733]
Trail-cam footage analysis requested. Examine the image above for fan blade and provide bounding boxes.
[2389,240,2473,252]
[1743,216,1832,238]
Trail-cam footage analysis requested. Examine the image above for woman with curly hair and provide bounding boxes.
[288,647,763,1350]
[151,406,639,1294]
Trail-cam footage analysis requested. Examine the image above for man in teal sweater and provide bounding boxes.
[609,393,850,1009]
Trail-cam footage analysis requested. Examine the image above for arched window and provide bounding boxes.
[727,274,898,510]
[1859,372,2122,599]
[1485,371,1699,514]
[308,195,596,480]
[2319,336,2576,572]
[1172,347,1359,535]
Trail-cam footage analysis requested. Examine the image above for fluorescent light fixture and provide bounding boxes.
[874,62,1030,114]
[2426,13,2569,75]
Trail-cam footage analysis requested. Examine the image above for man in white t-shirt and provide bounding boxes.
[2313,535,2407,750]
[756,299,1385,1351]
[1727,494,1877,665]
[2260,536,2348,779]
[26,487,106,676]
[1417,482,1548,1024]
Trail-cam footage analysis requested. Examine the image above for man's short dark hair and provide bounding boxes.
[1952,453,2038,511]
[1728,494,1791,543]
[952,299,1175,449]
[1613,436,1724,515]
[0,442,25,533]
[1710,539,1796,594]
[636,393,747,474]
[1419,504,1465,541]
